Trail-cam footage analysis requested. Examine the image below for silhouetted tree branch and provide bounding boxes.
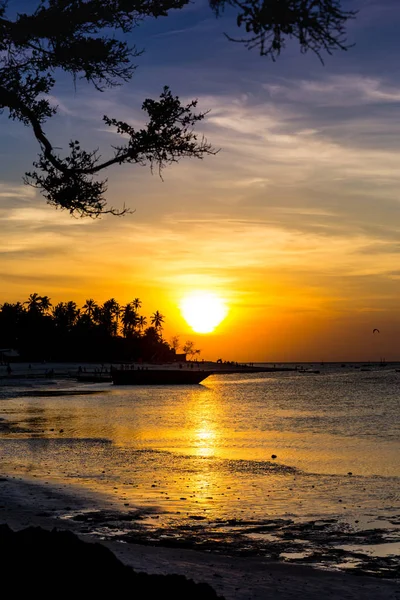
[210,0,356,61]
[24,88,213,217]
[0,0,355,217]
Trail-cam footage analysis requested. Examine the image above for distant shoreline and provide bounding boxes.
[0,360,298,382]
[1,360,399,383]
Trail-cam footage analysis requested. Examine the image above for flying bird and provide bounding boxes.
[373,329,380,333]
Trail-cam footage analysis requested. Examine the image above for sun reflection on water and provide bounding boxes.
[194,427,216,457]
[1,372,399,546]
[183,387,225,459]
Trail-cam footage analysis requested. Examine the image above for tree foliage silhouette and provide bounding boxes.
[0,0,354,217]
[151,310,165,332]
[182,340,201,359]
[0,293,174,362]
[213,0,355,60]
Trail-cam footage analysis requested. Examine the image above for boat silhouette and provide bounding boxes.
[112,368,214,385]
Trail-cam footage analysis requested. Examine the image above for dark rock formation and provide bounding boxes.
[0,524,224,598]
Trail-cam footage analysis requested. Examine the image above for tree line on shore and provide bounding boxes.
[0,294,198,363]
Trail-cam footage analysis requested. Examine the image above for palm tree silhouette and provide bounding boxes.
[137,315,147,333]
[25,293,43,314]
[66,301,79,327]
[82,299,98,322]
[0,293,180,364]
[121,303,138,337]
[102,298,121,336]
[40,295,52,314]
[132,298,142,312]
[151,311,165,332]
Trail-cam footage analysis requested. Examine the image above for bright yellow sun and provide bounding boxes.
[180,292,228,334]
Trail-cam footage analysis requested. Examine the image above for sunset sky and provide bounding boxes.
[1,0,400,361]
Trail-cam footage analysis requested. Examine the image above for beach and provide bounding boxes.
[0,364,399,597]
[0,475,398,599]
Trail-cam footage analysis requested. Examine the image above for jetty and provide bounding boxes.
[0,361,297,385]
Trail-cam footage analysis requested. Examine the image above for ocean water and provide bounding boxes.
[0,364,399,575]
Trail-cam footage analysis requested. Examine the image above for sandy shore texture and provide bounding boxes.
[0,476,398,599]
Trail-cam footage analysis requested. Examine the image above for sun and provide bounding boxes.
[180,292,228,334]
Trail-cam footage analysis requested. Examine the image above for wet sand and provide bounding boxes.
[0,476,398,600]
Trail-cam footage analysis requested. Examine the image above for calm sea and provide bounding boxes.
[1,364,399,574]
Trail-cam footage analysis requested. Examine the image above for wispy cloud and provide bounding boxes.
[0,184,36,200]
[1,206,93,227]
[264,75,400,107]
